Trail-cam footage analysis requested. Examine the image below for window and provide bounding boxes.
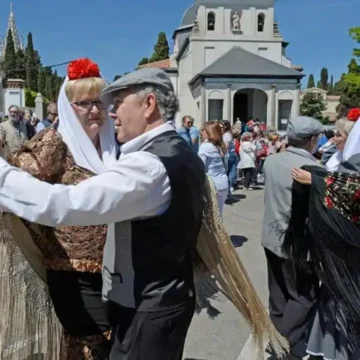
[208,99,223,121]
[258,13,265,32]
[207,12,215,31]
[9,91,19,95]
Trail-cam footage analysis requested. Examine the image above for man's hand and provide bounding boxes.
[0,136,5,148]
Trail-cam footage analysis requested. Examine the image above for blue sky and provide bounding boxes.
[1,0,359,86]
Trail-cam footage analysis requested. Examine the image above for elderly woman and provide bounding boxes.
[289,110,360,360]
[0,58,117,359]
[237,132,256,190]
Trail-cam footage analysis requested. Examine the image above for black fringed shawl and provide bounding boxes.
[282,165,360,352]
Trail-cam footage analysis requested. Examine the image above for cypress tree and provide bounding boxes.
[3,29,17,81]
[319,67,329,90]
[150,32,169,62]
[15,49,26,80]
[25,32,39,91]
[307,74,315,88]
[37,68,46,95]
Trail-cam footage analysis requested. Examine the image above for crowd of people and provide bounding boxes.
[176,115,290,214]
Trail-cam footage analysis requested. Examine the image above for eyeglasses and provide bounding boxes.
[72,100,107,112]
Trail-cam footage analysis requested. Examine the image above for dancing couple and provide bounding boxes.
[0,58,288,359]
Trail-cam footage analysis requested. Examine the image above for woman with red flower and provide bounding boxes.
[0,58,117,359]
[282,110,360,359]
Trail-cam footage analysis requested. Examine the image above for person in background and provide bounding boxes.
[318,130,336,165]
[36,102,59,132]
[177,115,193,148]
[222,120,238,194]
[23,108,37,139]
[237,132,256,190]
[189,117,200,153]
[262,116,324,359]
[0,105,28,158]
[199,120,229,216]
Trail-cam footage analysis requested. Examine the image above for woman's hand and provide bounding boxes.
[291,168,312,185]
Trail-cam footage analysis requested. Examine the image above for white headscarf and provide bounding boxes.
[57,77,117,174]
[326,117,360,171]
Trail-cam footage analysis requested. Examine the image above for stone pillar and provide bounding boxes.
[267,84,276,129]
[35,93,45,120]
[294,83,301,117]
[226,84,232,122]
[200,85,206,124]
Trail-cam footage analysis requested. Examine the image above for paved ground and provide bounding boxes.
[183,186,269,360]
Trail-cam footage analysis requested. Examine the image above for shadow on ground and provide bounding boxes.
[226,194,246,205]
[230,235,248,248]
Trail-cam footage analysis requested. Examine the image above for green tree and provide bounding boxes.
[37,68,46,95]
[307,74,315,88]
[25,32,39,91]
[300,92,327,120]
[350,27,360,58]
[327,75,334,94]
[2,29,17,82]
[337,27,360,116]
[138,57,149,66]
[150,32,169,62]
[15,49,26,80]
[319,67,329,90]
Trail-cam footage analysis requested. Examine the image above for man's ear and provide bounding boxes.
[144,93,157,120]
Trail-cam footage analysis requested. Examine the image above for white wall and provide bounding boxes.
[4,87,25,113]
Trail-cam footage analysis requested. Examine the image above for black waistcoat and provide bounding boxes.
[103,130,205,311]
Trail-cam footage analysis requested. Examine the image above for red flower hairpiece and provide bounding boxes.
[347,108,360,122]
[68,58,100,80]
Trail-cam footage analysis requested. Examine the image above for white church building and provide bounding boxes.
[140,0,304,130]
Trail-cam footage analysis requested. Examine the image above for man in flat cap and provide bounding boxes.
[0,68,206,359]
[262,116,324,359]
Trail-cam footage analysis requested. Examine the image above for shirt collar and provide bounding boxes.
[286,146,317,161]
[121,122,176,155]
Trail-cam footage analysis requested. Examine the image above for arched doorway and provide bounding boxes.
[233,88,268,124]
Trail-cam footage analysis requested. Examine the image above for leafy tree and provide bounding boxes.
[319,67,329,90]
[327,75,334,93]
[337,28,360,116]
[307,74,315,88]
[25,32,39,91]
[350,27,360,58]
[138,57,149,66]
[2,29,17,82]
[300,92,327,120]
[150,32,169,62]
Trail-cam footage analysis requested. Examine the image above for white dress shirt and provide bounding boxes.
[0,123,174,227]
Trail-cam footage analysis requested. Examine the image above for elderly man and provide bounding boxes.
[0,68,206,359]
[36,101,58,132]
[0,105,28,158]
[262,116,323,359]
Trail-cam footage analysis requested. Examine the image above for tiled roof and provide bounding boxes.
[138,59,170,69]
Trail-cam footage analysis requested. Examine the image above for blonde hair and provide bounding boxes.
[65,77,107,102]
[336,118,355,136]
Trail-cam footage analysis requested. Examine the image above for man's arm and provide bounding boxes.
[0,151,171,227]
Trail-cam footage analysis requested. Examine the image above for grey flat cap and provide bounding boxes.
[101,68,174,107]
[287,116,325,138]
